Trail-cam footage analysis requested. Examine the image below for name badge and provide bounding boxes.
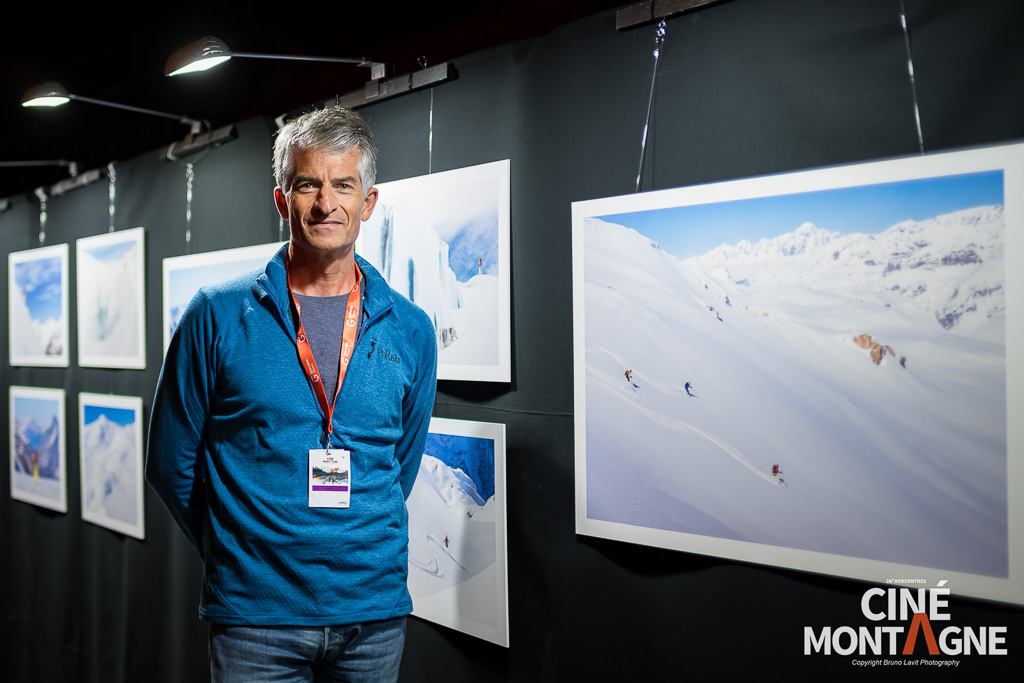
[308,449,351,508]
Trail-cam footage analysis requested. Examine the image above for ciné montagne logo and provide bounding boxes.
[804,580,1007,668]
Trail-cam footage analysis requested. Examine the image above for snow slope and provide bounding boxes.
[81,415,140,526]
[582,207,1007,577]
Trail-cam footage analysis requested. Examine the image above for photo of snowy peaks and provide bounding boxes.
[573,143,1023,604]
[77,228,146,369]
[358,160,511,382]
[407,418,508,646]
[10,387,67,512]
[79,394,145,539]
[9,244,69,366]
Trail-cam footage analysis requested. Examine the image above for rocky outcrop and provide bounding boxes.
[853,334,904,368]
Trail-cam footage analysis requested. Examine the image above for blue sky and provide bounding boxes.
[83,240,136,262]
[84,404,136,427]
[599,170,1004,260]
[169,258,267,308]
[14,396,61,422]
[374,173,501,279]
[424,432,495,500]
[14,256,63,322]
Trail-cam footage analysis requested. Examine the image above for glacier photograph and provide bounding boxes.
[573,146,1022,602]
[10,387,67,512]
[77,228,146,369]
[357,160,511,382]
[79,394,145,539]
[406,418,508,646]
[9,245,68,366]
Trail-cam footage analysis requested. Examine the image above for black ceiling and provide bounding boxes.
[1,0,623,201]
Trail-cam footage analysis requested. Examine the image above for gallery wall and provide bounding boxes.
[2,1,1022,681]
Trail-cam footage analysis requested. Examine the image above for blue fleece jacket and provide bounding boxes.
[146,245,437,625]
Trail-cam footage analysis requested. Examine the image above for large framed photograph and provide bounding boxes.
[358,160,512,382]
[10,386,67,512]
[573,142,1023,605]
[162,242,285,353]
[78,393,145,539]
[76,227,146,369]
[9,243,69,366]
[407,417,508,646]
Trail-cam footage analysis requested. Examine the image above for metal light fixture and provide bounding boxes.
[0,159,100,196]
[21,81,206,135]
[0,159,79,175]
[165,36,384,78]
[19,81,232,162]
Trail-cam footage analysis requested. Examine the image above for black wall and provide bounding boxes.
[2,1,1021,680]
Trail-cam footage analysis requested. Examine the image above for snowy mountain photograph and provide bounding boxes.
[10,386,67,512]
[79,393,145,539]
[572,143,1024,605]
[358,160,511,382]
[9,244,69,366]
[77,228,146,368]
[162,242,285,353]
[407,417,508,646]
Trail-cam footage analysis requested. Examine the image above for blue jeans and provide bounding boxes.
[209,617,406,683]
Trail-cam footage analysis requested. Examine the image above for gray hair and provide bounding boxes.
[273,107,378,195]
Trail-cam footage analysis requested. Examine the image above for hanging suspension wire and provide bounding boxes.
[636,20,667,192]
[108,163,117,232]
[35,187,47,244]
[185,163,194,253]
[898,0,925,154]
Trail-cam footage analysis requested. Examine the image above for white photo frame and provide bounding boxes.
[573,142,1024,606]
[78,393,145,539]
[76,227,146,369]
[162,242,285,353]
[10,386,67,512]
[358,160,512,382]
[407,417,509,646]
[9,244,69,367]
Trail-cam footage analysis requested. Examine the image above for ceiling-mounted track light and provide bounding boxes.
[165,36,386,79]
[21,81,206,134]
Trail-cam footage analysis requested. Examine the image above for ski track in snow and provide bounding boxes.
[410,534,469,578]
[588,348,778,486]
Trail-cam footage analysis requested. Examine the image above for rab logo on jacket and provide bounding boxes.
[366,338,400,365]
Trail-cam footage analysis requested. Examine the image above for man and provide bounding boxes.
[147,107,437,682]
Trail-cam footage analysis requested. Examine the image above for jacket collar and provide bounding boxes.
[256,243,394,326]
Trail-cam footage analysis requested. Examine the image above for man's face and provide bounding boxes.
[274,145,378,258]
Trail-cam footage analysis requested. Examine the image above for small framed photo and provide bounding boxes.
[407,417,508,646]
[79,393,145,539]
[76,227,147,369]
[9,244,69,366]
[10,386,67,512]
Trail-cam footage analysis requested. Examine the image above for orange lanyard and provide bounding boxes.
[286,263,361,450]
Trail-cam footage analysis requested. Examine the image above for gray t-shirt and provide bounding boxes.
[293,292,350,403]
